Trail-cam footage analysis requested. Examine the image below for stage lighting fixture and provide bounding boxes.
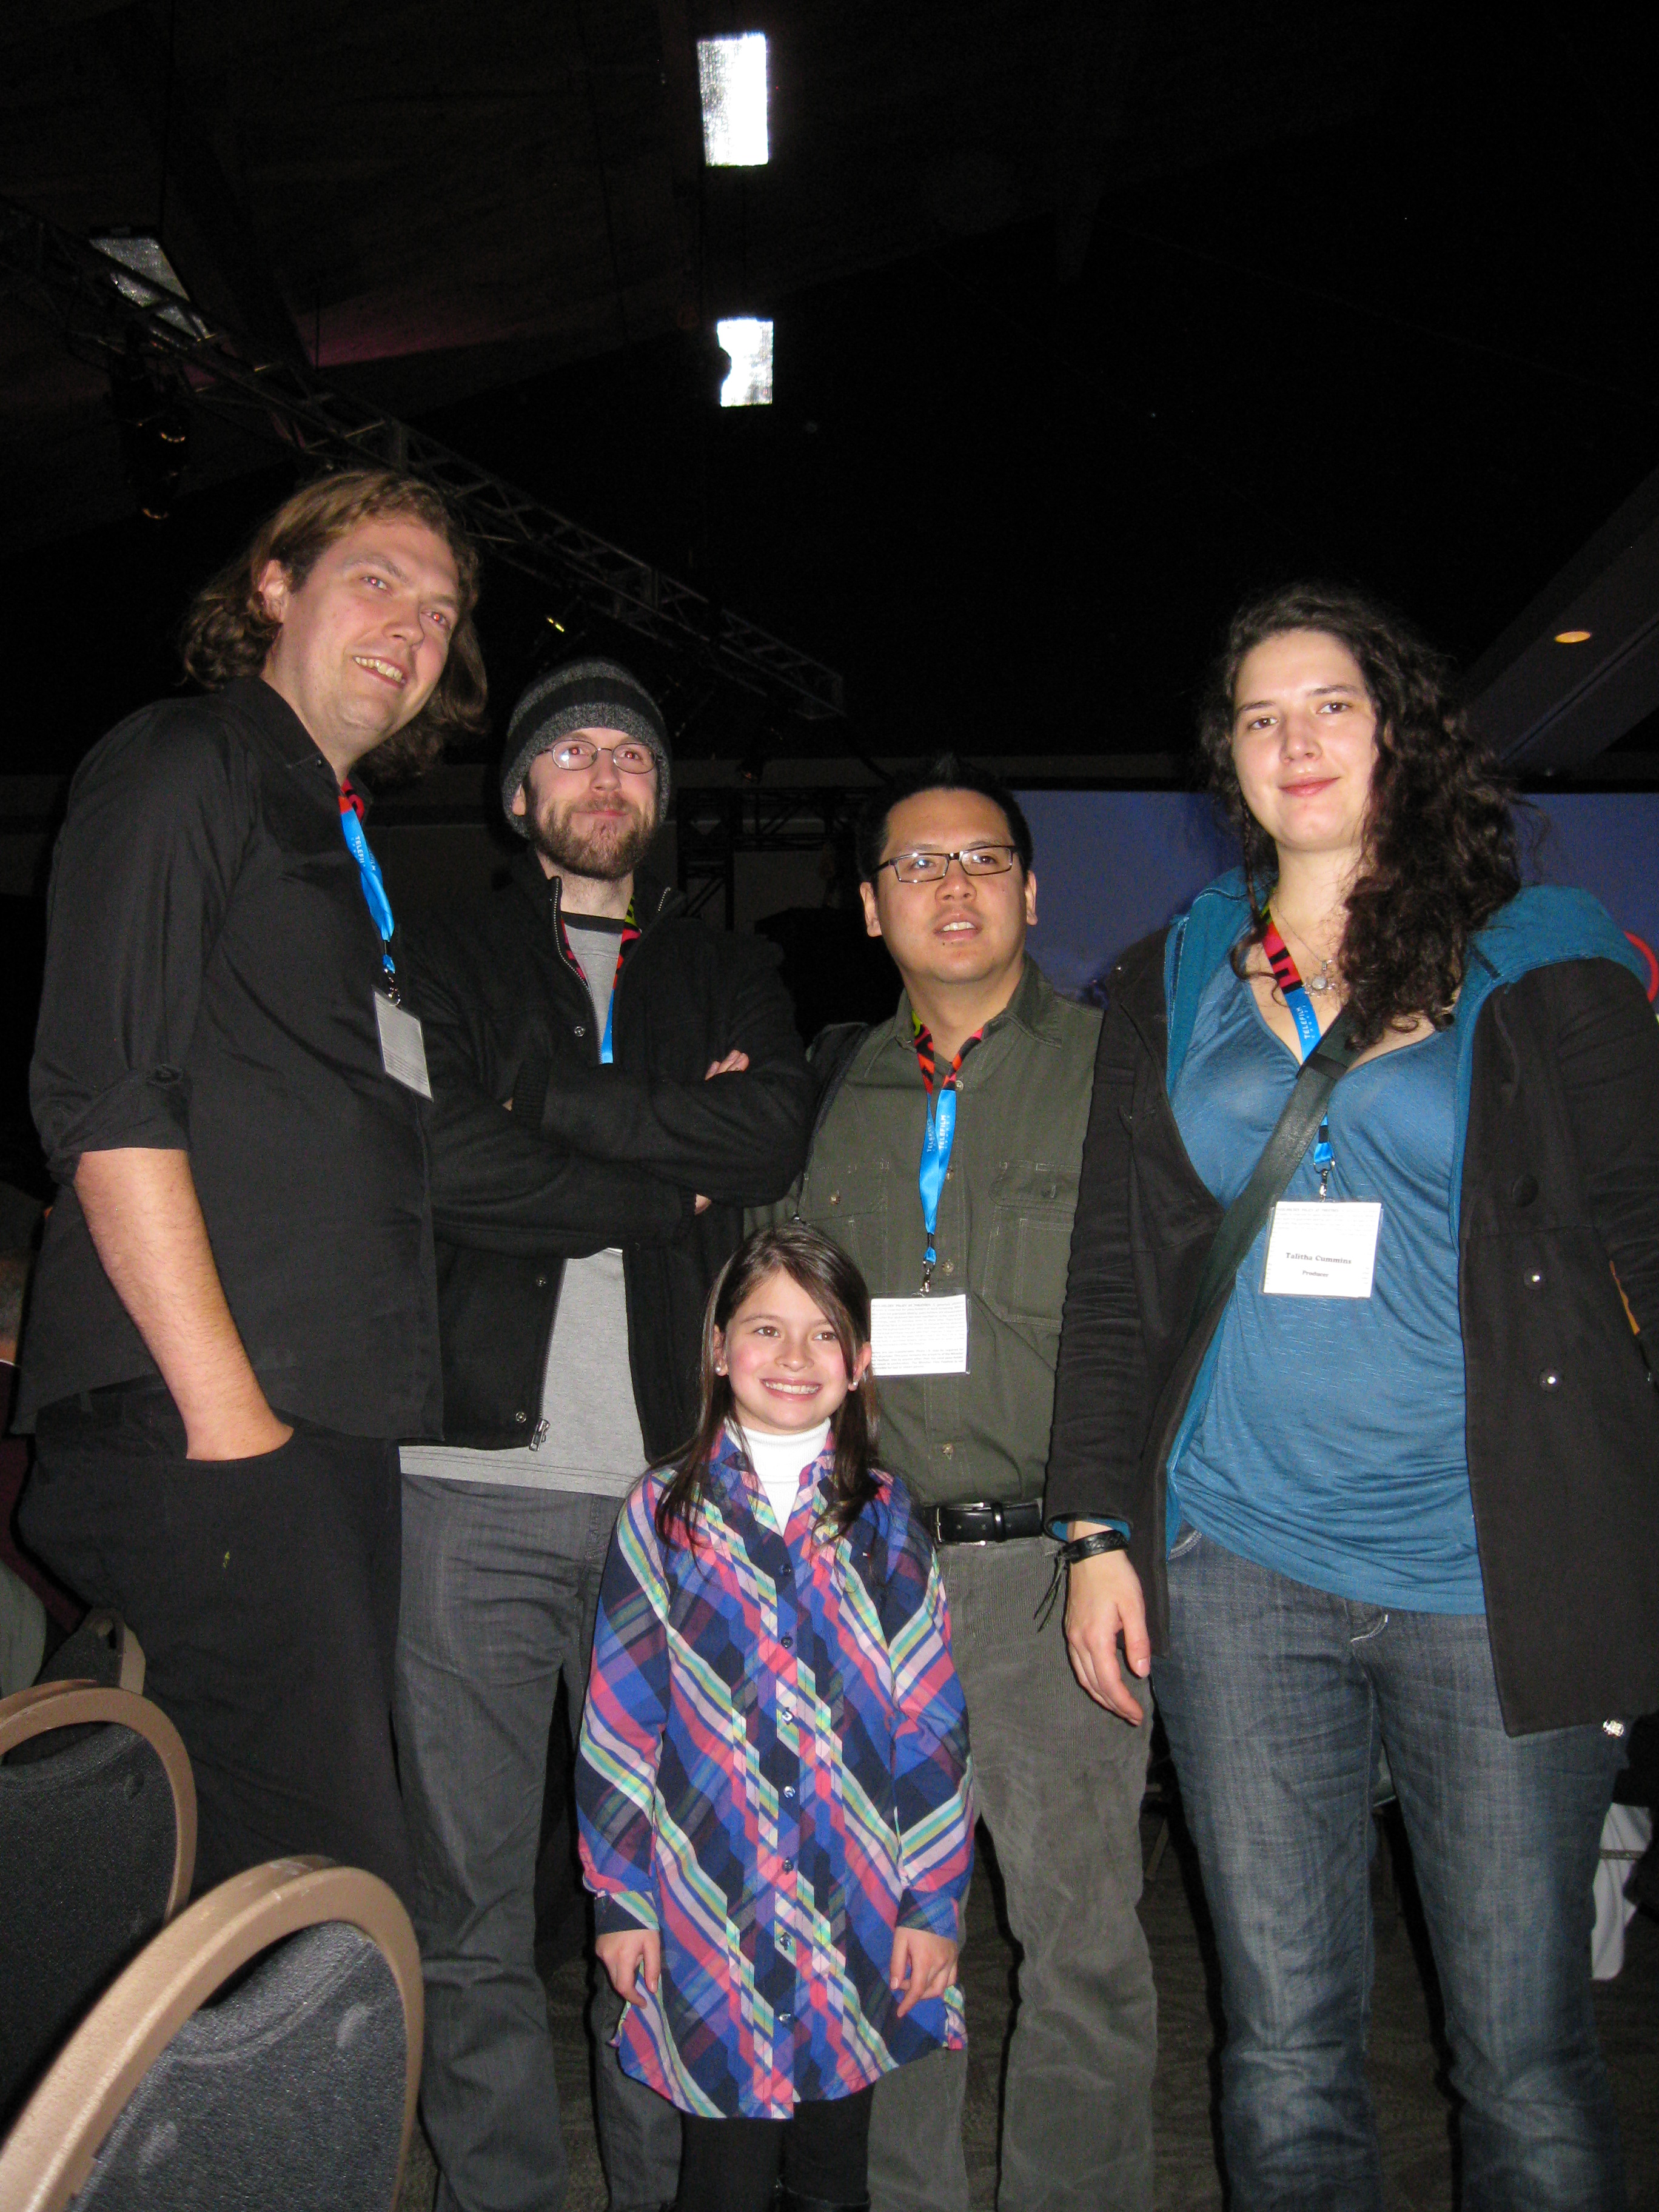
[108,338,191,521]
[90,230,208,340]
[736,745,767,785]
[717,318,773,407]
[1554,629,1593,644]
[697,33,769,166]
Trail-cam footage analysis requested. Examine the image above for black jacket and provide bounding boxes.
[1045,926,1659,1736]
[409,854,814,1460]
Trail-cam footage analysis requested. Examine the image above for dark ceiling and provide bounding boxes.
[2,0,1657,773]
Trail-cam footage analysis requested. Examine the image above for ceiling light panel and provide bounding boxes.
[717,318,774,407]
[698,33,769,166]
[90,233,207,338]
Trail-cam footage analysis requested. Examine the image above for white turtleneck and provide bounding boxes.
[736,1418,831,1530]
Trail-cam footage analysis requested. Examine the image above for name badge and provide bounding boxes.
[871,1294,970,1376]
[374,994,432,1098]
[1262,1200,1381,1298]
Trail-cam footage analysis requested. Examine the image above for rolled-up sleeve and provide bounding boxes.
[31,706,250,1182]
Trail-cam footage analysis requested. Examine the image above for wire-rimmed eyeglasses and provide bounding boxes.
[546,739,657,775]
[877,844,1019,885]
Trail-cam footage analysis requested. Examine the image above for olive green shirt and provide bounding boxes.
[758,959,1101,1510]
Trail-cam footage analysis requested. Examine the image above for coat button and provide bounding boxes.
[535,1274,549,1289]
[1539,1371,1561,1390]
[574,1024,586,1037]
[942,1259,955,1276]
[829,1192,840,1207]
[1511,1174,1540,1207]
[514,1410,529,1424]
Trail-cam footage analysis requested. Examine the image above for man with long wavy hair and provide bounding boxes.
[16,467,486,1904]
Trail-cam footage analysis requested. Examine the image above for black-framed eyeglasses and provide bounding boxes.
[546,739,657,776]
[877,844,1019,885]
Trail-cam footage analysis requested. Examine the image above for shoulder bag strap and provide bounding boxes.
[1181,1005,1359,1349]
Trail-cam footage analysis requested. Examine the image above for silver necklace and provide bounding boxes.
[1277,913,1336,994]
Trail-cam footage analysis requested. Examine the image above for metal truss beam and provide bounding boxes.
[0,199,846,723]
[675,786,862,923]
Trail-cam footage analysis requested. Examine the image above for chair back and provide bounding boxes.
[0,1683,195,2127]
[37,1614,147,1697]
[0,1858,423,2212]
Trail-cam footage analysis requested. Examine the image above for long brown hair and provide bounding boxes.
[655,1224,880,1551]
[178,467,489,783]
[1197,581,1521,1050]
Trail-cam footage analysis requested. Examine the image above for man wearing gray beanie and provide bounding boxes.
[500,655,673,831]
[397,655,814,2212]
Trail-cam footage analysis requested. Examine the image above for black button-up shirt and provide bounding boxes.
[18,677,440,1438]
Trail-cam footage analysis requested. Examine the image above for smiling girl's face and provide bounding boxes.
[1230,628,1380,865]
[716,1266,871,1436]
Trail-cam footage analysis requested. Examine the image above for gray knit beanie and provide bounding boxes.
[500,656,672,831]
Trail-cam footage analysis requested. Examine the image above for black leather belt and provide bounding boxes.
[928,1498,1045,1546]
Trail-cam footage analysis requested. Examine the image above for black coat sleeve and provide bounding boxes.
[415,945,694,1258]
[1044,991,1156,1533]
[31,705,250,1181]
[535,934,814,1205]
[1543,957,1659,1335]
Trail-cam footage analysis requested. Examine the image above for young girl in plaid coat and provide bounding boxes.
[577,1223,974,2212]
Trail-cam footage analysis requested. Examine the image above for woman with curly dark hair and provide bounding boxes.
[1046,582,1659,2208]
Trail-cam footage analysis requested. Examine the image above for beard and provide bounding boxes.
[528,795,657,882]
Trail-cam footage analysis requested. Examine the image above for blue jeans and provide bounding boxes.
[1151,1529,1626,2212]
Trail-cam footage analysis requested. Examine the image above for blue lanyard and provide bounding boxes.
[918,1087,957,1290]
[1265,914,1335,1194]
[338,799,398,996]
[600,989,616,1065]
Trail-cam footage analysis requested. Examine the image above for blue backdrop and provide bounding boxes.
[1016,791,1659,1007]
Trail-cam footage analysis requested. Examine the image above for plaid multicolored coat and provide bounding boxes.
[577,1430,974,2117]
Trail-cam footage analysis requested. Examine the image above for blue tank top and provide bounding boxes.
[1169,960,1485,1614]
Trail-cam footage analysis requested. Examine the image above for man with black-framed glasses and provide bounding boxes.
[397,657,814,2212]
[759,754,1156,2212]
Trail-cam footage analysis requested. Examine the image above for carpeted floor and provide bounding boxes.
[400,1808,1658,2210]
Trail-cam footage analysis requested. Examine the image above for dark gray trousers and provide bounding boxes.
[870,1538,1155,2212]
[395,1475,680,2212]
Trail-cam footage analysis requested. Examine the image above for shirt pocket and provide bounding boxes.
[810,1157,893,1291]
[979,1160,1081,1341]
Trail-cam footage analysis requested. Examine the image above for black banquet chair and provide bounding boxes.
[0,1856,424,2212]
[0,1677,196,2127]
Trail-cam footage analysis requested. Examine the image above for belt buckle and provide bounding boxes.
[939,1498,1008,1547]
